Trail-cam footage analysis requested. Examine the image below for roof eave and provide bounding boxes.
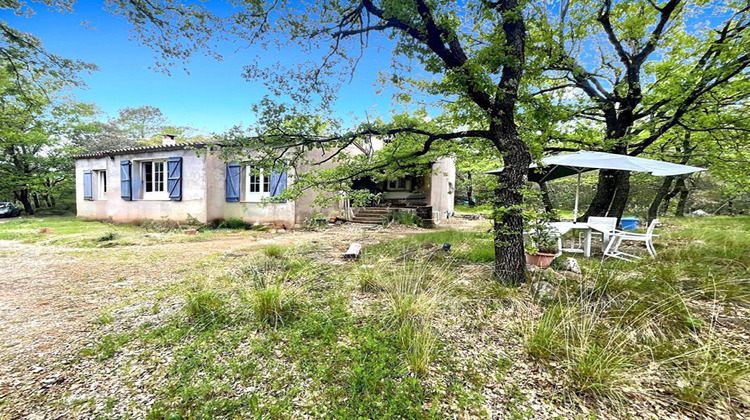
[72,142,220,159]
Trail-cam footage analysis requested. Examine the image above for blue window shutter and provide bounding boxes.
[225,163,241,202]
[270,169,287,201]
[120,160,132,201]
[167,157,182,201]
[83,170,93,201]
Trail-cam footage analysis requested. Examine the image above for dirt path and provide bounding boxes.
[0,225,426,417]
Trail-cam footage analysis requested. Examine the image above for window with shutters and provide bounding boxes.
[141,160,168,200]
[245,165,270,202]
[94,170,107,199]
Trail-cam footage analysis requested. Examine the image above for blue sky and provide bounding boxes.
[3,2,397,134]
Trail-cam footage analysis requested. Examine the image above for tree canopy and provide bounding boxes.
[0,61,96,214]
[524,0,749,219]
[109,0,537,283]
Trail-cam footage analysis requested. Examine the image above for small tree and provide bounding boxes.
[0,67,94,214]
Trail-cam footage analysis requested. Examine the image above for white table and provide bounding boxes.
[550,222,612,257]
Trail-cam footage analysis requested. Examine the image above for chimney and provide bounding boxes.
[161,134,177,146]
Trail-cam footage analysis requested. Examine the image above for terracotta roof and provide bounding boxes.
[72,142,220,159]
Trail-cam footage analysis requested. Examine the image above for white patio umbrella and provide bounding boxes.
[486,151,706,220]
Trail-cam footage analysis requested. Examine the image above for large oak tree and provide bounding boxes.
[526,0,749,220]
[111,0,536,284]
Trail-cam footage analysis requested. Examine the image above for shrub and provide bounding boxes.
[185,288,228,325]
[252,284,298,328]
[96,232,118,242]
[398,321,437,377]
[141,217,182,232]
[304,213,329,230]
[355,265,384,292]
[263,244,287,258]
[669,345,750,406]
[382,211,424,228]
[217,217,249,230]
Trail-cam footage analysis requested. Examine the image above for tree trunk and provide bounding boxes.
[661,182,681,215]
[466,172,474,206]
[539,181,554,215]
[581,170,631,222]
[608,172,631,219]
[15,189,33,215]
[674,178,689,217]
[43,194,52,207]
[49,195,56,207]
[32,192,41,209]
[648,177,675,224]
[492,133,532,286]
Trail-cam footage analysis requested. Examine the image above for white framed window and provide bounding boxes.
[387,178,409,191]
[141,160,168,200]
[94,170,107,199]
[245,165,270,202]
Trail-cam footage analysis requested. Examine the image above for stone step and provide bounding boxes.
[349,218,383,224]
[355,208,389,214]
[354,212,388,217]
[350,216,384,222]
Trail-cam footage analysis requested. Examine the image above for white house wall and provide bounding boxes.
[75,158,110,220]
[76,146,456,226]
[292,148,345,225]
[429,157,456,215]
[76,149,210,223]
[204,154,297,228]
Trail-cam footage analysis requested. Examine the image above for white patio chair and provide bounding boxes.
[603,219,660,261]
[578,216,618,249]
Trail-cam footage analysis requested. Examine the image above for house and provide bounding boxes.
[74,135,455,227]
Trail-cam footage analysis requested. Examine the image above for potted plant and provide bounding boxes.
[524,212,559,269]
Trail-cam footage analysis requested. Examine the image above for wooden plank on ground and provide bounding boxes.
[343,243,362,260]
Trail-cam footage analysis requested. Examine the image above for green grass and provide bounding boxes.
[366,230,495,263]
[184,287,230,325]
[251,284,299,328]
[0,216,225,247]
[521,216,750,408]
[262,244,289,258]
[24,216,750,418]
[398,321,438,377]
[76,249,483,418]
[454,203,492,215]
[80,333,132,361]
[669,346,750,406]
[382,210,425,227]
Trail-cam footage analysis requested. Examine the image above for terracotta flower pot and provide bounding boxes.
[525,252,557,269]
[183,229,198,235]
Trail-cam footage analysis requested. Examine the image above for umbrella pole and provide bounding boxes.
[573,172,581,223]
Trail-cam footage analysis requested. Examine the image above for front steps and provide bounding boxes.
[349,207,389,224]
[349,206,435,226]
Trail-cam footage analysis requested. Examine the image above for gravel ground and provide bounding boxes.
[0,224,426,419]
